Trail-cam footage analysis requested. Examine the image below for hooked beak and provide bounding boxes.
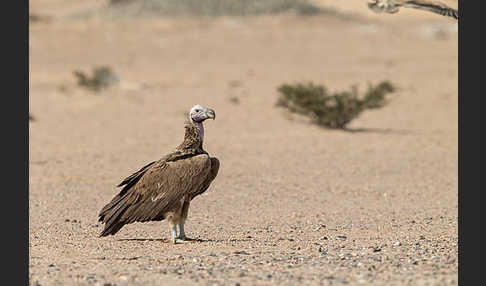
[205,108,216,120]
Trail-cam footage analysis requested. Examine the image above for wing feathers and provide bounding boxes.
[191,157,220,200]
[117,161,156,189]
[98,154,213,237]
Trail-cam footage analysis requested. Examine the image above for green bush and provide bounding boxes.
[73,66,119,92]
[276,81,395,129]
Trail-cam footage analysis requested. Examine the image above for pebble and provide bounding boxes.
[234,250,249,255]
[394,241,401,246]
[318,245,327,256]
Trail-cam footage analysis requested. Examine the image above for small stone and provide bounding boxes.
[119,276,128,281]
[234,250,248,255]
[318,245,327,255]
[394,241,401,246]
[325,275,335,280]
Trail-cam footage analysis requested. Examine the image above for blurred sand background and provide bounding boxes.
[29,0,458,285]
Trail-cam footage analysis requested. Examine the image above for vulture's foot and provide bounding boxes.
[174,238,190,244]
[177,235,196,241]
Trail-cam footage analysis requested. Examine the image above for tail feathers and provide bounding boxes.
[98,193,126,221]
[99,220,126,237]
[98,194,132,237]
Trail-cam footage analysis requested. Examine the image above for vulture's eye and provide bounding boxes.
[195,109,201,113]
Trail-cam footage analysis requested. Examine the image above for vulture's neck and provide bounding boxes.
[179,121,205,151]
[193,121,204,142]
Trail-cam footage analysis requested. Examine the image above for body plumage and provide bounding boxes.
[98,105,219,243]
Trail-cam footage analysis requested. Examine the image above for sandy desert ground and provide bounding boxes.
[29,0,458,285]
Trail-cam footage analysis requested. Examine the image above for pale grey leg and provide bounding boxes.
[171,225,178,244]
[178,221,186,240]
[177,200,191,241]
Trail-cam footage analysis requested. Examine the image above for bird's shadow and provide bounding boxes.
[340,127,415,134]
[116,237,253,244]
[117,237,206,244]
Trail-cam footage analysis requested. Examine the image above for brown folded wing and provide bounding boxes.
[98,154,212,236]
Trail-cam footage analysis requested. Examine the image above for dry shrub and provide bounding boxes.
[107,0,327,17]
[276,81,395,129]
[73,66,119,92]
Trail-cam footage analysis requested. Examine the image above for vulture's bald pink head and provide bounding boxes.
[189,105,215,142]
[189,104,216,124]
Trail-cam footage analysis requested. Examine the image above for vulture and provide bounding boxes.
[98,104,219,243]
[368,0,458,20]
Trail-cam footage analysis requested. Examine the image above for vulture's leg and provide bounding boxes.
[177,200,191,240]
[179,222,186,239]
[167,201,188,244]
[170,224,178,244]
